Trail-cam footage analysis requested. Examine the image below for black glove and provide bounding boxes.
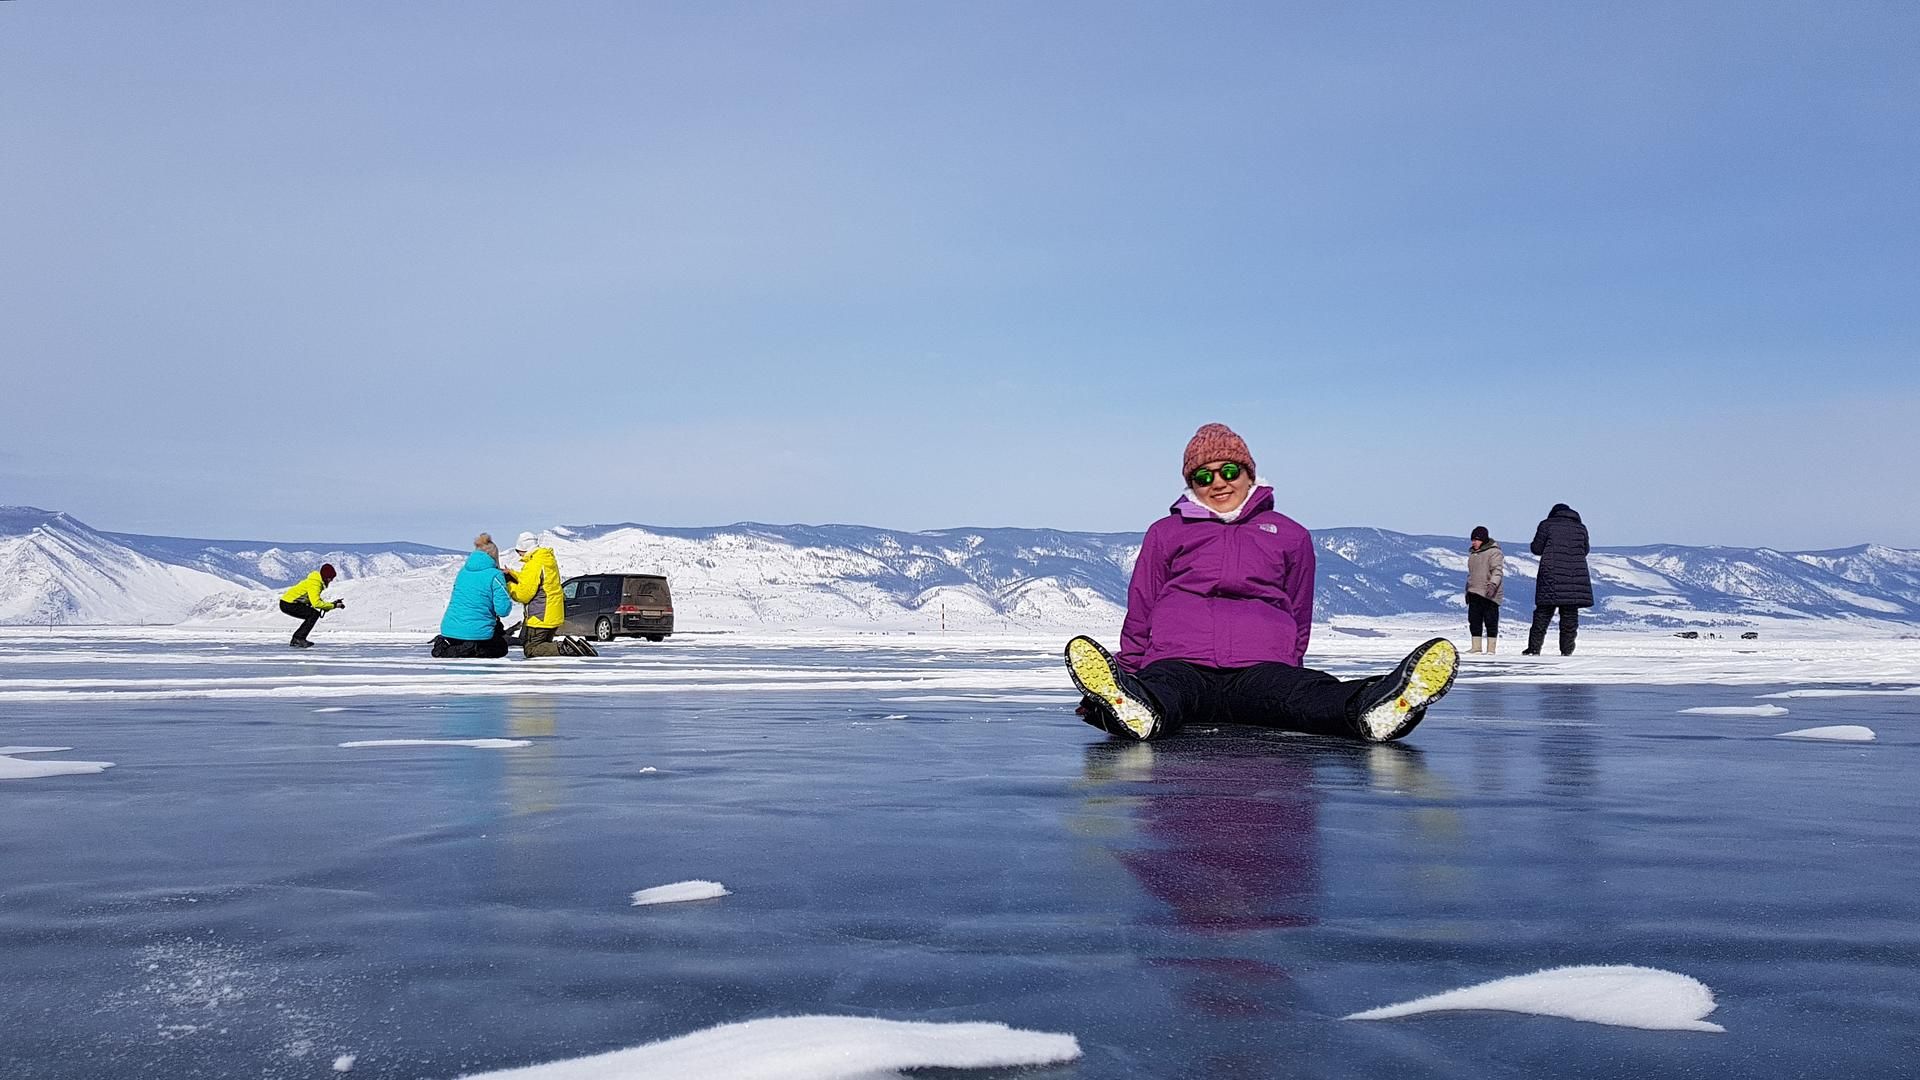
[331,598,346,610]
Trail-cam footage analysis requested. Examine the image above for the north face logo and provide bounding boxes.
[1259,523,1278,534]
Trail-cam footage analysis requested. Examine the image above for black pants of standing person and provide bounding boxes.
[1467,593,1501,639]
[1527,604,1580,655]
[1079,659,1375,739]
[279,600,320,644]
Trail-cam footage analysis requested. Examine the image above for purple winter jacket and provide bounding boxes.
[1116,485,1316,672]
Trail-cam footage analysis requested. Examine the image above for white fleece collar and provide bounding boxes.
[1181,482,1271,523]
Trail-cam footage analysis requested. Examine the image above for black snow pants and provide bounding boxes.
[431,623,508,659]
[1467,593,1501,638]
[1527,604,1580,655]
[280,599,321,643]
[1096,659,1376,739]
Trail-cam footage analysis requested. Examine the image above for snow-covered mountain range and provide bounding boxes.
[3,505,1919,633]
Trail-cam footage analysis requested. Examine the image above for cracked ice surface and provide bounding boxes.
[0,629,1915,1077]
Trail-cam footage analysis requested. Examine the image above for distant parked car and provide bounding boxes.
[506,574,675,645]
[561,573,675,642]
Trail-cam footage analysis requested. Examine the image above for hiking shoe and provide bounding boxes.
[1350,637,1458,742]
[289,639,314,649]
[1064,636,1163,740]
[1519,648,1540,656]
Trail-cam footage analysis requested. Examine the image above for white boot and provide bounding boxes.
[1485,637,1498,655]
[1468,636,1484,654]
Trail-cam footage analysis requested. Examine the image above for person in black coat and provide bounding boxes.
[1524,503,1593,656]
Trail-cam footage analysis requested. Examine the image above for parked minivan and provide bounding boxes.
[559,574,675,641]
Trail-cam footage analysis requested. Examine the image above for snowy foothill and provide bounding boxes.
[1679,704,1790,716]
[338,739,531,750]
[0,745,114,780]
[1341,965,1725,1032]
[631,881,731,906]
[454,1016,1081,1080]
[1774,726,1877,742]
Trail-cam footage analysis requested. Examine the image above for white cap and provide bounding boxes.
[515,531,539,553]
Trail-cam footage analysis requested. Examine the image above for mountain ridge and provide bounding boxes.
[3,505,1918,631]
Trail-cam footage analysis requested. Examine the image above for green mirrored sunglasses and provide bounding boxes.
[1189,461,1245,486]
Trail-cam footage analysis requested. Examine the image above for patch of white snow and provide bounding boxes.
[0,746,114,780]
[1678,704,1788,716]
[453,1015,1080,1079]
[1760,686,1920,699]
[630,880,730,906]
[1774,725,1876,742]
[1341,964,1724,1032]
[338,739,530,749]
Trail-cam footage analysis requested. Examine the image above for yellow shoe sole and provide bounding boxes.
[1358,638,1458,741]
[1065,636,1159,739]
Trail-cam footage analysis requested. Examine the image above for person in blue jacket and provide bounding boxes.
[432,533,512,658]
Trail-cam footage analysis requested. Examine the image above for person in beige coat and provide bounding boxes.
[1466,525,1505,653]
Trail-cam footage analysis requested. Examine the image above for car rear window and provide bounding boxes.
[624,577,671,605]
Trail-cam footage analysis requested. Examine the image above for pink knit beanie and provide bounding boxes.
[1182,423,1255,479]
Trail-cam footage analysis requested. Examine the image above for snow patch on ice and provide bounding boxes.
[454,1015,1080,1079]
[1679,704,1788,716]
[883,694,1073,703]
[631,880,729,906]
[338,739,530,749]
[1342,964,1724,1032]
[1760,686,1920,699]
[314,706,349,713]
[0,746,114,780]
[1774,725,1876,742]
[333,1054,356,1072]
[879,713,909,720]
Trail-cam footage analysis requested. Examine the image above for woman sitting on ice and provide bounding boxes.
[432,533,512,659]
[1065,423,1458,742]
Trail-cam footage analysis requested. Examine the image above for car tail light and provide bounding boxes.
[616,605,639,613]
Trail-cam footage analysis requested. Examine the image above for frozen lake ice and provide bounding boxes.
[1,629,1917,1077]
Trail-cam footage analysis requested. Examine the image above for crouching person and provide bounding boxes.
[1064,423,1459,743]
[506,531,565,658]
[432,534,511,659]
[280,563,341,648]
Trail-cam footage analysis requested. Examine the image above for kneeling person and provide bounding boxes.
[1066,423,1458,743]
[506,531,565,658]
[433,534,511,659]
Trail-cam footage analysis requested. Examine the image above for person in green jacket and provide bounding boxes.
[279,563,343,648]
[506,532,565,658]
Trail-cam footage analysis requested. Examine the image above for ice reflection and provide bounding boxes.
[503,695,557,817]
[1083,739,1322,934]
[1533,683,1602,905]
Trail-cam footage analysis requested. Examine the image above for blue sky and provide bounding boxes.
[3,2,1915,549]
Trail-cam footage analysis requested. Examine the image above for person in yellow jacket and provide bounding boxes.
[279,563,343,648]
[506,532,565,657]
